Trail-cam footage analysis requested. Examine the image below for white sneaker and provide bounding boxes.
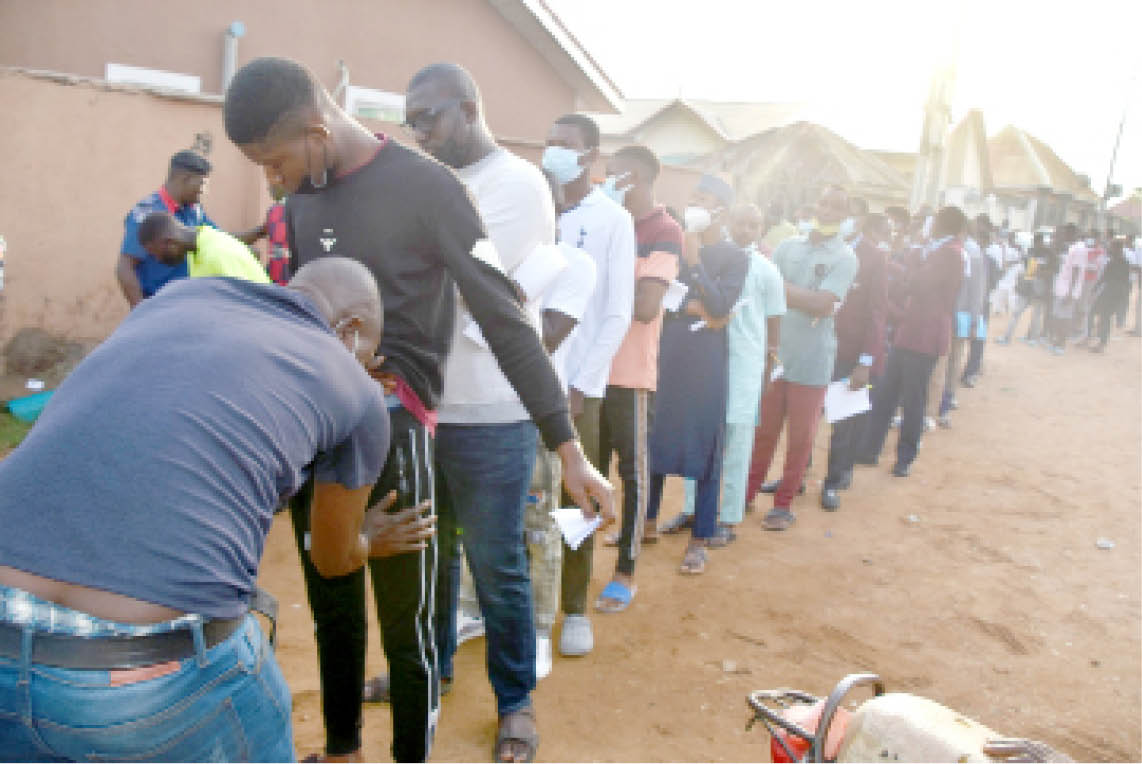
[456,613,485,645]
[890,414,902,429]
[558,615,593,656]
[924,416,935,432]
[535,632,553,680]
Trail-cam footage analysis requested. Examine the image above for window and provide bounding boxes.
[344,85,404,123]
[105,63,201,94]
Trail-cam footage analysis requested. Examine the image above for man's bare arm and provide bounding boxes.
[115,255,144,308]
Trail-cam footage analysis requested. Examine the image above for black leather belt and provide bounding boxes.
[0,615,246,670]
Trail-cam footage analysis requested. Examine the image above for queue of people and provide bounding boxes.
[0,53,1138,764]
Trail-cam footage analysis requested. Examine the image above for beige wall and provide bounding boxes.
[0,0,577,143]
[0,71,269,343]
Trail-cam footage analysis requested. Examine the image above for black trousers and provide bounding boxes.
[290,406,438,762]
[824,358,874,490]
[599,386,653,576]
[860,347,938,468]
[962,337,985,379]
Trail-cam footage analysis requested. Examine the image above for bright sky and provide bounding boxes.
[546,0,1142,204]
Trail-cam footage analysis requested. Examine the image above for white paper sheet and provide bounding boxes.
[463,318,490,349]
[662,280,689,312]
[549,507,602,551]
[824,381,871,424]
[513,243,568,302]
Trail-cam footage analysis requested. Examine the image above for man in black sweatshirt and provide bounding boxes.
[223,57,613,763]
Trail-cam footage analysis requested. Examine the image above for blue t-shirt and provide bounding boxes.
[0,278,389,618]
[121,190,216,297]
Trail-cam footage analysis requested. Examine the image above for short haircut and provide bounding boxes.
[407,62,479,103]
[884,206,910,227]
[933,205,967,237]
[224,57,321,145]
[137,211,176,246]
[169,150,211,175]
[613,144,660,181]
[863,212,889,236]
[849,196,870,216]
[554,113,600,149]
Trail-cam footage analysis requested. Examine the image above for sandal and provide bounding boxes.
[495,704,539,762]
[594,580,636,613]
[679,545,707,575]
[706,524,737,549]
[660,512,694,535]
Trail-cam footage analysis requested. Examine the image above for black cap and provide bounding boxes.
[169,150,212,175]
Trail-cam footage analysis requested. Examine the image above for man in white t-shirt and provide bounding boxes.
[385,63,578,763]
[542,113,636,658]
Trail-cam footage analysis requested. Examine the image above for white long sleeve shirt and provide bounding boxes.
[558,187,636,398]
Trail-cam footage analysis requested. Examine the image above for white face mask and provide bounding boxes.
[840,218,857,239]
[797,218,816,235]
[876,241,892,253]
[684,205,712,234]
[600,173,632,205]
[335,320,362,359]
[541,146,585,185]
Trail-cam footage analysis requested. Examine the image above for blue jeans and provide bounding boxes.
[0,615,294,762]
[434,421,538,716]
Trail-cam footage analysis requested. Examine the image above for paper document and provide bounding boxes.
[824,381,871,423]
[549,507,602,551]
[662,280,689,312]
[463,318,490,349]
[513,243,568,302]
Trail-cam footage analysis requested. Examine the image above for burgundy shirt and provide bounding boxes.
[835,239,888,376]
[891,237,964,358]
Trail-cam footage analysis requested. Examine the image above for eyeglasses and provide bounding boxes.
[401,98,462,135]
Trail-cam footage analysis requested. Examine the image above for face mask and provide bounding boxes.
[839,218,857,239]
[798,218,817,235]
[684,205,712,234]
[600,173,631,205]
[877,241,892,253]
[541,146,584,185]
[817,223,841,237]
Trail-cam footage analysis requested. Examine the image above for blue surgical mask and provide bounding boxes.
[600,173,631,205]
[541,146,584,185]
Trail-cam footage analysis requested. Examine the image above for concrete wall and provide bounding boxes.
[0,0,577,143]
[0,70,267,344]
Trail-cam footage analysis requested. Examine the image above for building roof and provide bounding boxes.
[704,120,911,202]
[942,109,994,191]
[1110,194,1141,222]
[988,125,1099,202]
[589,97,818,143]
[488,0,623,113]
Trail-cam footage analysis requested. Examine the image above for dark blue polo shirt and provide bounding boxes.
[121,187,217,297]
[0,278,390,618]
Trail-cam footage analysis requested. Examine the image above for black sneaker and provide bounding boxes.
[891,462,911,478]
[820,489,841,511]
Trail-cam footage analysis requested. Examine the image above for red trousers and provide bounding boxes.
[746,379,827,509]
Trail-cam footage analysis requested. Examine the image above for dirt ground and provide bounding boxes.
[260,323,1141,763]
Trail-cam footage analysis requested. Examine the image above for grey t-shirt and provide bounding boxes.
[0,278,389,619]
